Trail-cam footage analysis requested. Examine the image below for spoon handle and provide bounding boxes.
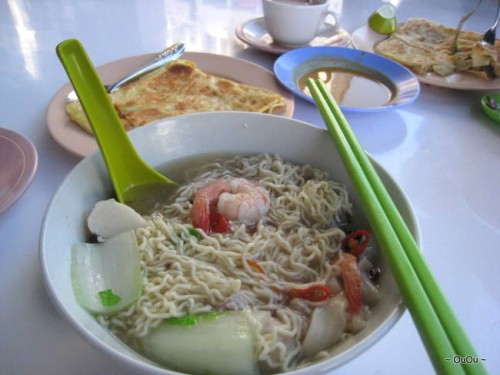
[56,39,172,204]
[108,42,185,93]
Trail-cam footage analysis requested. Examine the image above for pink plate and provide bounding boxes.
[0,128,38,213]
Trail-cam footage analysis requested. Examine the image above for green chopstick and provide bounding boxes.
[307,78,487,375]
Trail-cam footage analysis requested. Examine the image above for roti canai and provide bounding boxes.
[66,59,287,134]
[374,18,500,79]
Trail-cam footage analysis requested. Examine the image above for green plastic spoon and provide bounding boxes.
[56,39,177,213]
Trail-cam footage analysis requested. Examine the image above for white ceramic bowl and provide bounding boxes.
[40,112,419,375]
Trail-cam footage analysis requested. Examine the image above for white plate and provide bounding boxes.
[351,24,500,91]
[0,128,38,213]
[274,46,420,112]
[235,17,351,55]
[47,52,295,158]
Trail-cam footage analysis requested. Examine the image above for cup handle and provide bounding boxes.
[317,10,338,34]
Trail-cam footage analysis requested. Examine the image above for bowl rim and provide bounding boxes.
[40,111,421,375]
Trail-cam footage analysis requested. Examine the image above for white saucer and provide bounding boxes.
[235,17,351,55]
[0,128,38,213]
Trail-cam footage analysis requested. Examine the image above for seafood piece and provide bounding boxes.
[361,272,381,306]
[302,295,347,357]
[340,252,362,314]
[216,292,253,311]
[87,198,146,240]
[191,178,270,233]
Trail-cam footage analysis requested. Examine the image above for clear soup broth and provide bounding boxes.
[298,68,394,108]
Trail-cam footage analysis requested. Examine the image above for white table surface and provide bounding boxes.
[1,0,499,374]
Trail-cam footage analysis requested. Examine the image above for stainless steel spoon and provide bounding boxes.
[66,42,185,103]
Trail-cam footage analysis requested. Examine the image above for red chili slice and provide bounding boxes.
[341,229,371,257]
[287,285,332,302]
[247,259,265,274]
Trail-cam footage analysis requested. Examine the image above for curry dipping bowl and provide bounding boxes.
[40,112,420,375]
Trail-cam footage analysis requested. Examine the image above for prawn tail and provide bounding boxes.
[341,252,363,314]
[191,196,211,233]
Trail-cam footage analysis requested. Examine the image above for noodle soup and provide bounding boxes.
[42,112,419,375]
[77,154,383,374]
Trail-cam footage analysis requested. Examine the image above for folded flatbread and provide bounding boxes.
[375,18,500,79]
[66,59,287,134]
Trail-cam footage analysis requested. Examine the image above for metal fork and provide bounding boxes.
[453,0,483,53]
[481,0,500,47]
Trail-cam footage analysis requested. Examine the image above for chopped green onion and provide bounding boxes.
[188,227,203,241]
[167,314,198,326]
[166,312,221,326]
[98,289,122,307]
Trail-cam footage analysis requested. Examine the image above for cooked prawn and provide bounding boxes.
[191,178,270,233]
[340,252,362,314]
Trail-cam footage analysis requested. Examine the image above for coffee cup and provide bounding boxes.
[262,0,337,46]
